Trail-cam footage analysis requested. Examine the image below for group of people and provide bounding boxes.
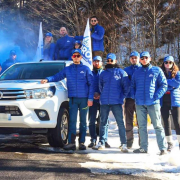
[1,15,179,155]
[41,47,180,155]
[43,16,104,61]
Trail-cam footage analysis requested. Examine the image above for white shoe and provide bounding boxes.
[92,142,105,150]
[119,144,128,153]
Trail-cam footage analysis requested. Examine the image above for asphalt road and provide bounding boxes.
[0,134,159,180]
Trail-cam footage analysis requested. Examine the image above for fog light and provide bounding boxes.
[39,111,46,118]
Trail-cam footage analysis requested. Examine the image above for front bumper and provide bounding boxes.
[0,97,60,128]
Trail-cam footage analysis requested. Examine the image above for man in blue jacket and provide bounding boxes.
[93,53,130,152]
[131,51,167,155]
[41,49,94,151]
[124,51,141,149]
[88,56,110,148]
[54,27,75,60]
[1,50,17,73]
[90,16,105,58]
[75,16,105,58]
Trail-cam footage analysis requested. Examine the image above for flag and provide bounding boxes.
[81,19,92,70]
[35,22,43,61]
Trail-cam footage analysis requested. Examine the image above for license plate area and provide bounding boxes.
[0,113,11,120]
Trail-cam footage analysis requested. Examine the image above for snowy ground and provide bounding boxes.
[79,113,180,180]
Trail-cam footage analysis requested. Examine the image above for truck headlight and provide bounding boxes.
[25,86,55,99]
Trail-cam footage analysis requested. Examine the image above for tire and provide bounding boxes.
[47,108,69,147]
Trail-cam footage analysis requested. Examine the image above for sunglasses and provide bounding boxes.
[91,20,97,22]
[72,54,81,58]
[140,57,149,60]
[107,59,113,62]
[164,61,173,65]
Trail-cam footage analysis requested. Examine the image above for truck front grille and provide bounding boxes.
[0,106,23,116]
[0,90,26,100]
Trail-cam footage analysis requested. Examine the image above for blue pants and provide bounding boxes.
[89,100,109,143]
[100,104,126,145]
[68,97,88,143]
[136,104,167,151]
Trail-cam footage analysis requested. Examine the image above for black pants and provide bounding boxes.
[125,98,136,142]
[161,95,180,136]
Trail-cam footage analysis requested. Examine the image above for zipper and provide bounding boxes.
[76,65,78,97]
[144,68,147,104]
[108,71,113,105]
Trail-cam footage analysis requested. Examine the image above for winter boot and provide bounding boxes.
[63,143,76,151]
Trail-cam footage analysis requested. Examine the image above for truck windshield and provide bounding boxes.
[0,62,65,80]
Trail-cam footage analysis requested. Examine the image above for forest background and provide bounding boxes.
[0,0,179,66]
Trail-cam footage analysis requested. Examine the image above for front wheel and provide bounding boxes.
[47,108,69,147]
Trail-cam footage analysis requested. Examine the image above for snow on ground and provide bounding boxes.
[79,113,180,180]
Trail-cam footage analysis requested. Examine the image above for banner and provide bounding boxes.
[35,22,43,61]
[81,19,92,70]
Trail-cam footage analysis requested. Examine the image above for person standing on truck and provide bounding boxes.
[41,49,94,151]
[43,32,55,60]
[1,50,17,73]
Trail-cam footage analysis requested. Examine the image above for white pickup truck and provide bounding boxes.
[0,61,72,147]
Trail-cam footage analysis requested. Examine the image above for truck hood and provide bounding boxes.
[0,80,63,90]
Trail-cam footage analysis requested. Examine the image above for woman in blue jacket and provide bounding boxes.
[43,32,55,60]
[161,55,180,151]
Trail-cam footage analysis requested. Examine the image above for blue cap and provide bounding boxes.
[72,49,82,55]
[140,51,151,58]
[130,51,140,57]
[10,50,16,55]
[93,56,102,61]
[46,32,53,37]
[164,55,174,62]
[74,40,81,45]
[107,53,116,60]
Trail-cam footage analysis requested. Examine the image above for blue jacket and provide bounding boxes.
[130,64,167,105]
[54,35,75,60]
[91,24,105,52]
[1,59,17,73]
[92,68,103,102]
[75,24,105,52]
[46,62,94,100]
[99,67,130,105]
[43,43,56,60]
[161,71,180,107]
[124,63,142,98]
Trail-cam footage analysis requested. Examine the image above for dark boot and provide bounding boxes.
[105,142,111,148]
[127,140,133,149]
[160,150,167,155]
[79,143,86,150]
[88,142,96,148]
[63,143,76,151]
[167,142,173,152]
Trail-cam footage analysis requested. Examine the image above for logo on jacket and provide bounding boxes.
[67,40,70,42]
[149,74,154,77]
[80,71,84,73]
[114,75,121,80]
